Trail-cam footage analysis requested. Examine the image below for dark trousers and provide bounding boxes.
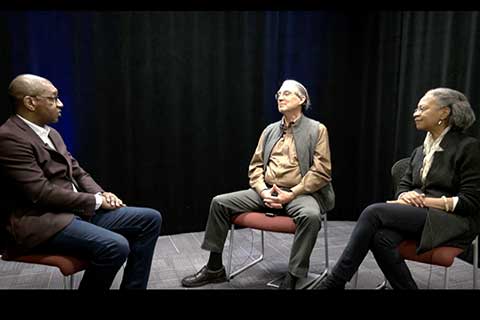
[33,206,162,289]
[201,189,322,277]
[331,203,427,289]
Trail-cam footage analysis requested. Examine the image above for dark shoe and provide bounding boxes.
[181,265,227,288]
[278,272,298,290]
[312,274,346,290]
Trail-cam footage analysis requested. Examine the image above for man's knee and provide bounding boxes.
[101,235,130,265]
[296,208,321,229]
[143,208,162,234]
[211,195,220,205]
[209,194,233,216]
[211,193,229,207]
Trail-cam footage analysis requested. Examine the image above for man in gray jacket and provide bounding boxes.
[181,79,334,289]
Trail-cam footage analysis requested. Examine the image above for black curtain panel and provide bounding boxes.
[348,11,480,216]
[1,11,480,235]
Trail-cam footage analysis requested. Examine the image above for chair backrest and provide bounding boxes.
[391,158,409,196]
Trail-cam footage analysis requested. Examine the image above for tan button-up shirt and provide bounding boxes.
[248,116,332,197]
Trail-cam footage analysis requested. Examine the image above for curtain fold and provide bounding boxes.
[0,11,479,234]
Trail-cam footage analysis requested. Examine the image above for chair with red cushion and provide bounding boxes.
[226,211,329,289]
[352,158,479,289]
[1,252,89,289]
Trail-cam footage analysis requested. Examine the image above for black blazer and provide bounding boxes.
[397,129,480,253]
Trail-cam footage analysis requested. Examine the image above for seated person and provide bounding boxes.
[315,88,480,289]
[0,74,162,289]
[181,79,334,289]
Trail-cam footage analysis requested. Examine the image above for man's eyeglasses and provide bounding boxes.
[32,95,61,103]
[275,90,302,100]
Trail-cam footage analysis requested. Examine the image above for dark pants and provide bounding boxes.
[201,189,322,277]
[33,206,162,290]
[331,203,427,289]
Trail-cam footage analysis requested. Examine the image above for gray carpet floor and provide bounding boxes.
[0,221,477,290]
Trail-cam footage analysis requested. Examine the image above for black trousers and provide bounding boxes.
[332,203,428,289]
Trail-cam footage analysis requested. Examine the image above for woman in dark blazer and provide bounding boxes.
[315,88,480,289]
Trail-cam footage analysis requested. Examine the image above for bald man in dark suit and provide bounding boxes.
[0,74,162,289]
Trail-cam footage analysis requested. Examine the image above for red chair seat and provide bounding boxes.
[2,254,89,276]
[228,211,329,288]
[231,212,296,234]
[398,240,464,267]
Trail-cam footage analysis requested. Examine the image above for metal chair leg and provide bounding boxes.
[63,274,74,289]
[227,228,264,280]
[266,273,284,288]
[444,267,449,289]
[376,279,388,289]
[352,272,359,288]
[229,211,331,289]
[323,213,329,272]
[227,224,235,279]
[473,236,478,289]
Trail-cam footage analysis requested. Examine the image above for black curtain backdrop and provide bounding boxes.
[0,11,479,236]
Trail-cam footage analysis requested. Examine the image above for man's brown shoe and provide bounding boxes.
[181,265,227,287]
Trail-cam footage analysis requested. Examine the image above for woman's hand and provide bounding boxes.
[398,191,426,207]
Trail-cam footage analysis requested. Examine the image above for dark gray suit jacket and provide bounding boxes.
[397,129,480,254]
[0,116,104,254]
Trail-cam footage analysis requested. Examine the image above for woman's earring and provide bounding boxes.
[438,120,443,126]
